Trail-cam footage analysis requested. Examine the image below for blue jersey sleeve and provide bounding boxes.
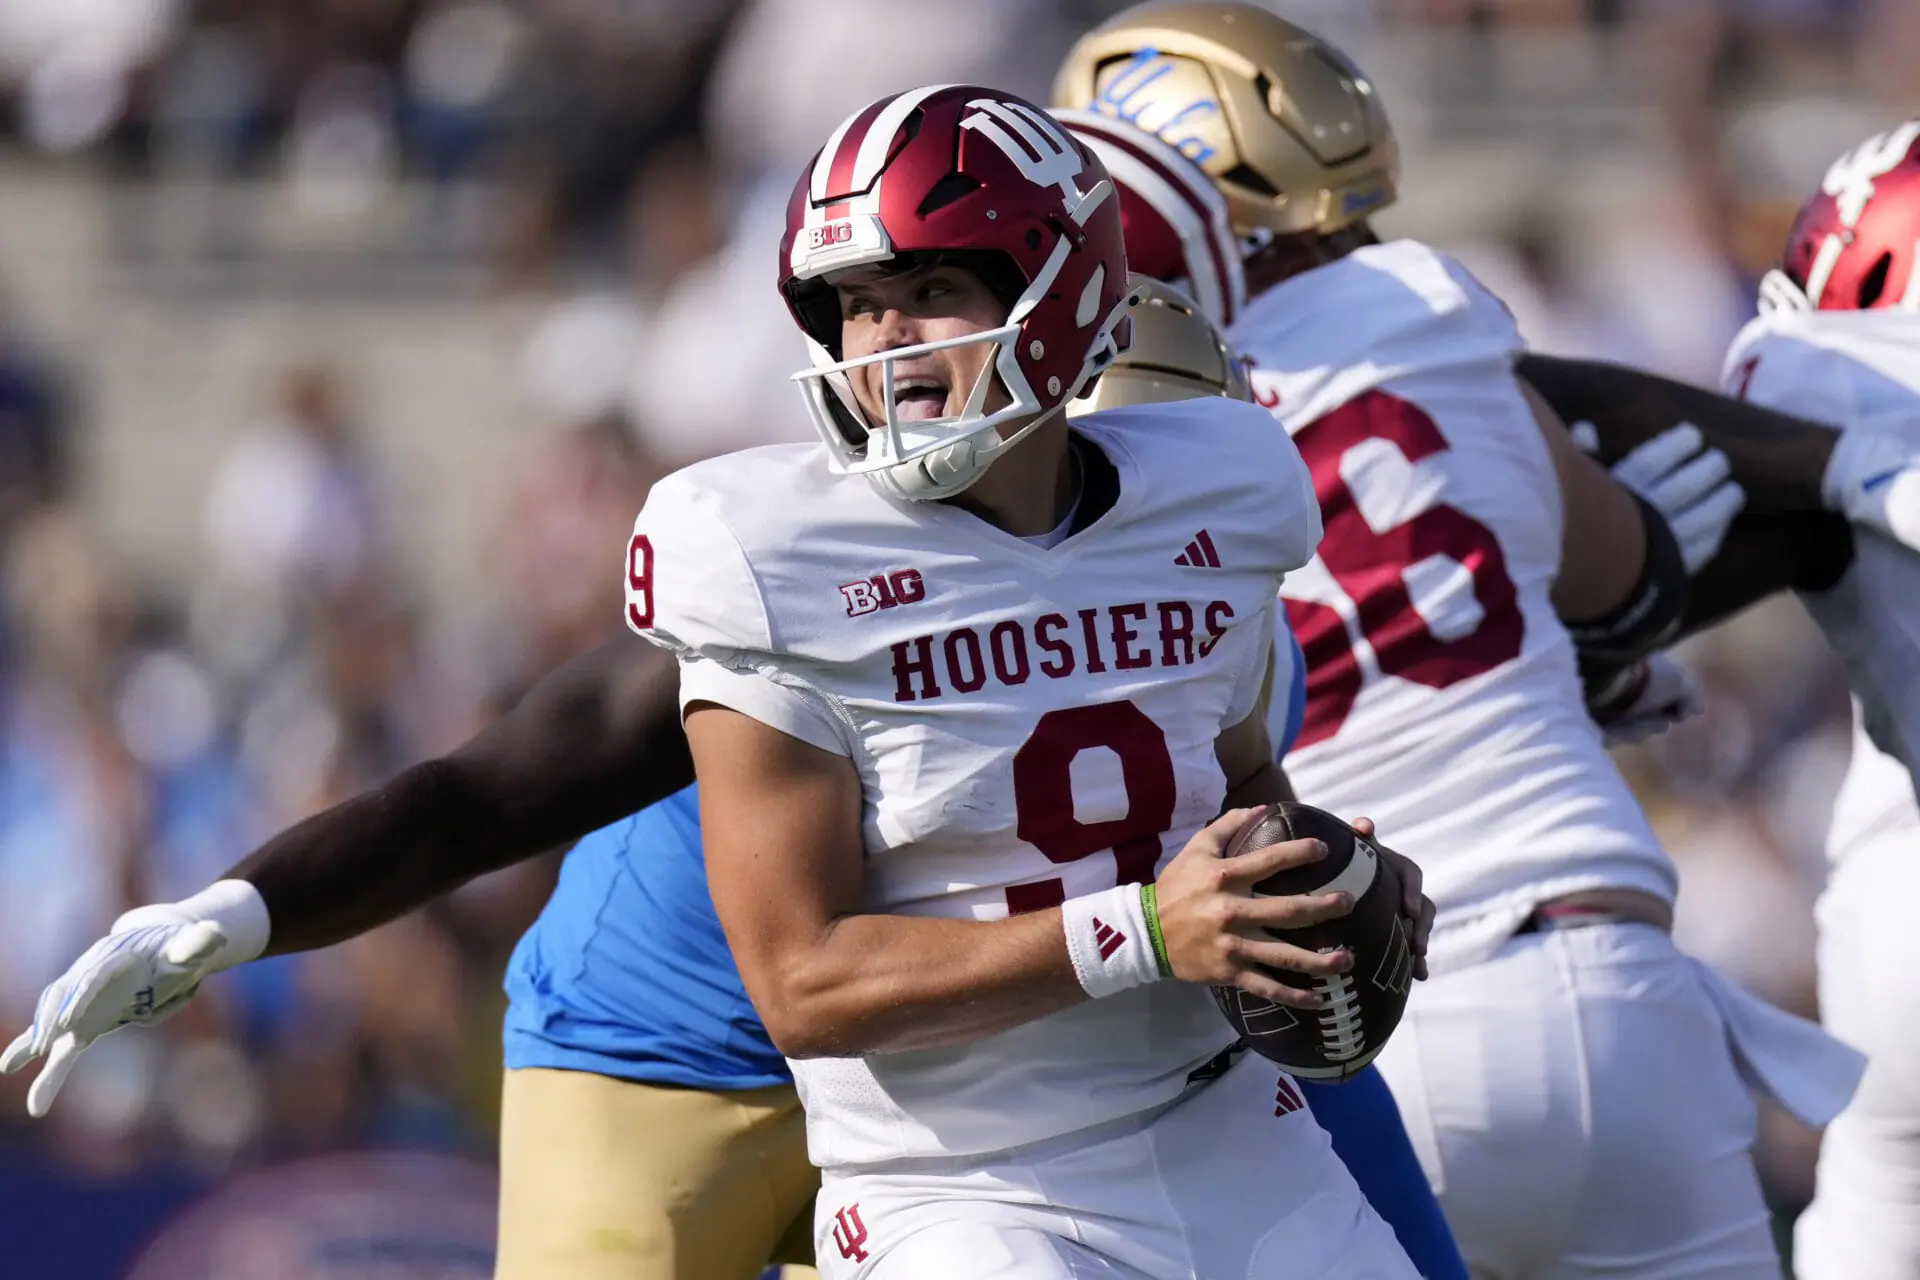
[502,786,791,1091]
[1301,1066,1468,1280]
[1279,625,1307,757]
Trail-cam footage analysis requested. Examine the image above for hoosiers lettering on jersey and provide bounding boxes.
[889,600,1235,702]
[627,397,1321,1168]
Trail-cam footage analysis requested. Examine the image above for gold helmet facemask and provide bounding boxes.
[1053,1,1398,241]
[1068,276,1249,416]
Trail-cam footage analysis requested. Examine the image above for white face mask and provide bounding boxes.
[794,320,1038,500]
[790,267,1139,502]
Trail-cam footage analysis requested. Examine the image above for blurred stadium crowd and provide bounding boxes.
[0,0,1916,1264]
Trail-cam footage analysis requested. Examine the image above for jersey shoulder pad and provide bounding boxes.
[1090,397,1321,574]
[1344,238,1520,364]
[1232,240,1523,426]
[1723,318,1864,426]
[1726,312,1920,438]
[626,444,829,662]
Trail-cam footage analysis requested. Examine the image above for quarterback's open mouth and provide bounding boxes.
[891,380,949,423]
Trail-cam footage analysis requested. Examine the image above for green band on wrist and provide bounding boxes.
[1140,882,1172,978]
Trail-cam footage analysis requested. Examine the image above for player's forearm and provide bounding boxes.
[1678,513,1854,638]
[230,637,692,955]
[747,909,1089,1059]
[1223,760,1292,809]
[1518,353,1835,513]
[231,757,535,955]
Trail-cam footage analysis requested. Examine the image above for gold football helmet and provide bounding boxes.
[1068,277,1249,415]
[1053,2,1398,238]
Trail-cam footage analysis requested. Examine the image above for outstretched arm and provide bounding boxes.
[237,635,691,955]
[1520,353,1867,634]
[1680,513,1854,636]
[1517,353,1835,513]
[4,634,694,1115]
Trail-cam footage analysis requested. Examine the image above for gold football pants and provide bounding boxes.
[496,1067,819,1280]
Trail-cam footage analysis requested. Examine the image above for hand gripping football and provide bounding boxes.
[1211,803,1415,1081]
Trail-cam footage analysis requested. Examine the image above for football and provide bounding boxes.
[1211,802,1416,1081]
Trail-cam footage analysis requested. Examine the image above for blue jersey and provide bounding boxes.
[502,786,788,1090]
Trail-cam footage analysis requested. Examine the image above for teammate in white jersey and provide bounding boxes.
[1057,7,1865,1277]
[1709,120,1920,1280]
[632,84,1425,1279]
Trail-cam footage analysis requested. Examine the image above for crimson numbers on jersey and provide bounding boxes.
[1005,700,1174,915]
[1286,390,1524,748]
[627,534,654,630]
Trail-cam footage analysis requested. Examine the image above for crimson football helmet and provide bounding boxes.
[1055,109,1246,327]
[779,85,1135,500]
[1762,120,1920,314]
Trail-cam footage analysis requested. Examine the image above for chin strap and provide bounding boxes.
[867,291,1139,502]
[873,401,1067,501]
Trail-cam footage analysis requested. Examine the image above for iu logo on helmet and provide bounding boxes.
[1823,121,1920,227]
[960,98,1094,213]
[832,1203,871,1262]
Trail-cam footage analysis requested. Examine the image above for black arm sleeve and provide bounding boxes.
[1517,353,1837,514]
[1563,492,1691,710]
[1679,512,1854,638]
[228,636,692,956]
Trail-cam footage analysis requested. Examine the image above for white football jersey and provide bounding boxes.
[627,398,1320,1169]
[1722,309,1920,862]
[1233,240,1674,972]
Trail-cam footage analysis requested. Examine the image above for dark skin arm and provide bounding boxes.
[1517,353,1860,640]
[1517,353,1837,514]
[230,637,691,955]
[1679,513,1854,637]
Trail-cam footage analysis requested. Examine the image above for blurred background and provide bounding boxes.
[0,0,1909,1274]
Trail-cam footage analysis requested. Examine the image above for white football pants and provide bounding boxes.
[811,1048,1417,1279]
[1795,826,1920,1280]
[1375,920,1852,1280]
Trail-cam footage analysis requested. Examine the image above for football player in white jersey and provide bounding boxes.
[0,99,1443,1280]
[629,83,1426,1279]
[1057,7,1865,1277]
[1707,119,1920,1280]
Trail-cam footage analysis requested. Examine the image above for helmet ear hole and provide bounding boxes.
[1857,251,1894,308]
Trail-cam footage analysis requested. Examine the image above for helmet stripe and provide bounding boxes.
[1059,110,1243,324]
[1090,141,1223,323]
[847,84,961,199]
[810,98,883,204]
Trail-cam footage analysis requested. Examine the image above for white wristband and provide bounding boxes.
[174,879,272,971]
[1060,884,1162,1000]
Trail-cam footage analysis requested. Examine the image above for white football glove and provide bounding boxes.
[1822,428,1920,553]
[1599,654,1706,747]
[0,880,269,1118]
[1599,424,1747,575]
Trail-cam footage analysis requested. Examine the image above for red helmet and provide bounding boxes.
[1763,120,1920,315]
[1054,109,1246,328]
[780,85,1134,500]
